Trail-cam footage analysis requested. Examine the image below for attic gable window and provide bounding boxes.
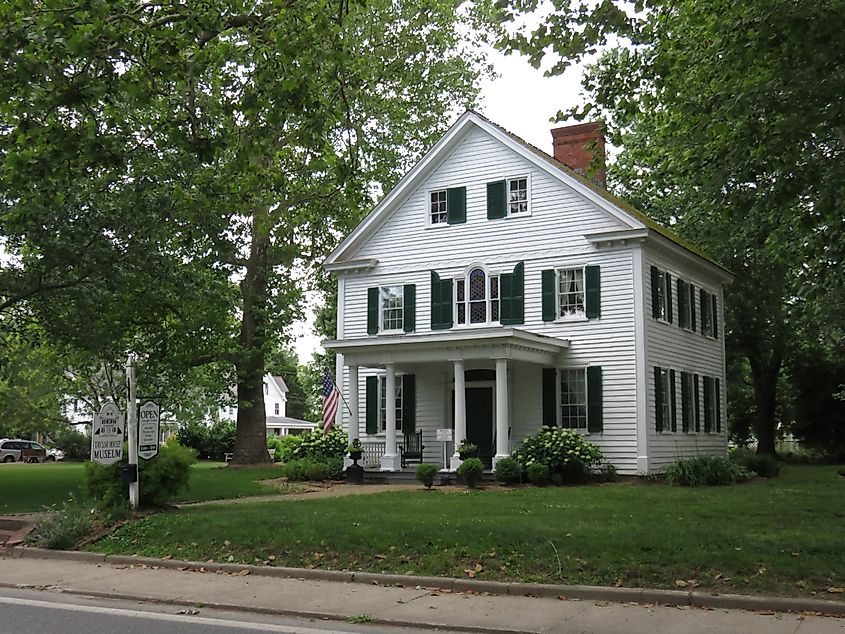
[508,177,528,214]
[430,190,447,224]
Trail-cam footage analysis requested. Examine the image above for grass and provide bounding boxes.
[89,464,845,599]
[0,461,295,514]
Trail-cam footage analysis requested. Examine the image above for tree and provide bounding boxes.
[501,0,845,454]
[1,1,494,462]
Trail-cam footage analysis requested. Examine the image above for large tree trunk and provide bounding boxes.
[747,339,785,457]
[232,206,272,465]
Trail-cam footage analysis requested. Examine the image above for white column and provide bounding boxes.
[380,364,402,471]
[450,360,466,471]
[493,358,510,468]
[347,365,359,442]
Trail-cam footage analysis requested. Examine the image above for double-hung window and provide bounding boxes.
[508,177,528,214]
[560,368,588,430]
[430,190,447,224]
[557,268,585,317]
[680,371,696,432]
[380,286,404,332]
[654,366,675,432]
[456,268,500,325]
[700,289,718,338]
[653,269,673,322]
[678,279,695,330]
[378,376,403,432]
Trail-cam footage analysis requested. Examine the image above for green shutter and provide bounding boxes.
[585,265,601,319]
[430,271,441,328]
[703,376,712,433]
[715,377,721,433]
[486,180,506,219]
[446,186,466,225]
[402,374,416,433]
[587,366,603,433]
[365,376,378,435]
[542,368,557,426]
[677,279,687,328]
[693,373,700,432]
[689,284,697,330]
[367,287,379,335]
[431,272,453,330]
[541,269,556,321]
[700,288,707,335]
[654,366,663,432]
[403,284,416,333]
[669,369,677,431]
[665,272,673,323]
[651,266,659,318]
[681,371,690,432]
[501,262,524,325]
[712,294,718,339]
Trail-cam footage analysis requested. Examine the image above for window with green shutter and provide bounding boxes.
[586,366,603,433]
[541,269,556,321]
[430,271,453,330]
[446,187,466,225]
[500,262,524,325]
[669,369,677,432]
[585,265,601,319]
[403,284,416,333]
[654,366,664,432]
[703,376,713,433]
[486,180,506,219]
[655,366,673,432]
[681,371,694,432]
[367,287,379,335]
[651,266,673,323]
[365,376,378,434]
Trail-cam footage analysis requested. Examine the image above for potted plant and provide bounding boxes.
[456,439,478,460]
[347,438,363,462]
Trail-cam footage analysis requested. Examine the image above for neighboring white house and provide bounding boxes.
[323,111,731,475]
[218,374,314,437]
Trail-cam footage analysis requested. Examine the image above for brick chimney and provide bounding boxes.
[551,121,606,187]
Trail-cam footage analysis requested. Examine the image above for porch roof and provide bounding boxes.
[323,327,569,368]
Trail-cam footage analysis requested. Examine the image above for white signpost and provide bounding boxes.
[138,400,160,460]
[436,428,453,470]
[91,402,124,466]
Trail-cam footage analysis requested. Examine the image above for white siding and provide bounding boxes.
[643,250,728,470]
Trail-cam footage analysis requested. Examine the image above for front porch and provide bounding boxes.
[325,328,569,472]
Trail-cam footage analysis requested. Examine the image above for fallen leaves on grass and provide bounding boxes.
[827,587,843,594]
[463,563,483,578]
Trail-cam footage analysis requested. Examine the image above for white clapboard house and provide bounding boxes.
[218,374,314,437]
[323,111,731,475]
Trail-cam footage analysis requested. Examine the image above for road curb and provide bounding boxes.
[6,546,845,616]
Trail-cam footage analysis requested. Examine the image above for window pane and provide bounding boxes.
[457,303,466,324]
[430,190,447,224]
[469,269,486,301]
[470,301,486,323]
[557,268,584,316]
[508,178,528,214]
[381,286,404,331]
[560,369,587,429]
[378,376,403,432]
[456,279,465,302]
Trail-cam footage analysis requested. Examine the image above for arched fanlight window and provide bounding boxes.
[456,267,499,325]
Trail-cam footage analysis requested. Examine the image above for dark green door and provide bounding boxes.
[465,387,494,460]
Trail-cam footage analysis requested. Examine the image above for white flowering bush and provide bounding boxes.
[290,427,348,460]
[512,427,603,483]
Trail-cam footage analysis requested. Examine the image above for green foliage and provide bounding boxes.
[456,439,478,455]
[48,425,89,461]
[775,443,834,465]
[177,419,236,461]
[512,427,603,483]
[305,462,329,482]
[280,458,341,482]
[291,428,348,461]
[596,463,618,483]
[730,448,781,478]
[493,457,522,485]
[457,457,484,488]
[415,463,439,489]
[526,462,550,486]
[28,495,93,550]
[85,442,196,509]
[663,455,752,487]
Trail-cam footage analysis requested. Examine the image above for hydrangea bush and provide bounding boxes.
[512,427,603,483]
[290,428,348,461]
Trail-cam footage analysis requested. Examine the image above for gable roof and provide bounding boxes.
[324,110,730,277]
[268,375,288,394]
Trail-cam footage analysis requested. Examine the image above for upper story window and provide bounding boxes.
[651,266,673,323]
[456,268,500,325]
[378,375,403,432]
[677,279,695,330]
[700,289,718,338]
[430,190,447,224]
[508,177,528,214]
[380,286,404,331]
[274,402,279,415]
[264,382,268,395]
[557,268,585,317]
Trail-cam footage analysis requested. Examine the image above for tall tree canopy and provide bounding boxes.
[1,0,493,462]
[501,0,845,454]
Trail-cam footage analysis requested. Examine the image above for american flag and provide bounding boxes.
[322,370,340,432]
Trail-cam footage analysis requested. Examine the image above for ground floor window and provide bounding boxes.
[560,368,587,430]
[379,375,403,432]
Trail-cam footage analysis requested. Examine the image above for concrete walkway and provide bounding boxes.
[1,552,842,633]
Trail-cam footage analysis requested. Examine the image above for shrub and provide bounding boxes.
[512,427,603,483]
[28,496,93,550]
[291,428,348,461]
[280,458,340,481]
[527,462,550,486]
[85,442,196,509]
[48,425,90,461]
[204,419,236,461]
[730,449,781,478]
[324,457,344,480]
[416,463,439,489]
[596,463,618,482]
[663,455,752,487]
[305,462,329,481]
[494,457,522,485]
[280,459,310,481]
[457,457,484,488]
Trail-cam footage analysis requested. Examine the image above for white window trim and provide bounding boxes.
[705,375,719,434]
[554,265,588,323]
[558,366,589,433]
[655,268,673,324]
[376,374,404,435]
[452,264,502,328]
[426,187,450,228]
[657,367,674,433]
[506,173,532,217]
[378,285,405,335]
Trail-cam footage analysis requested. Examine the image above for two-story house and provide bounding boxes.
[218,374,314,437]
[323,111,730,475]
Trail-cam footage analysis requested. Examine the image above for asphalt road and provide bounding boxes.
[0,588,453,634]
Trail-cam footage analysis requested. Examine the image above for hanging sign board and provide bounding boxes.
[436,428,453,442]
[91,402,124,466]
[138,400,161,460]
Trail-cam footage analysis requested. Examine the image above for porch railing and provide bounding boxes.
[361,441,386,469]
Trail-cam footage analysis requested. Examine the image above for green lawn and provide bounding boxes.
[0,461,293,514]
[90,464,844,599]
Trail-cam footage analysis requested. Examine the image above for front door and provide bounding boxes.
[465,387,494,464]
